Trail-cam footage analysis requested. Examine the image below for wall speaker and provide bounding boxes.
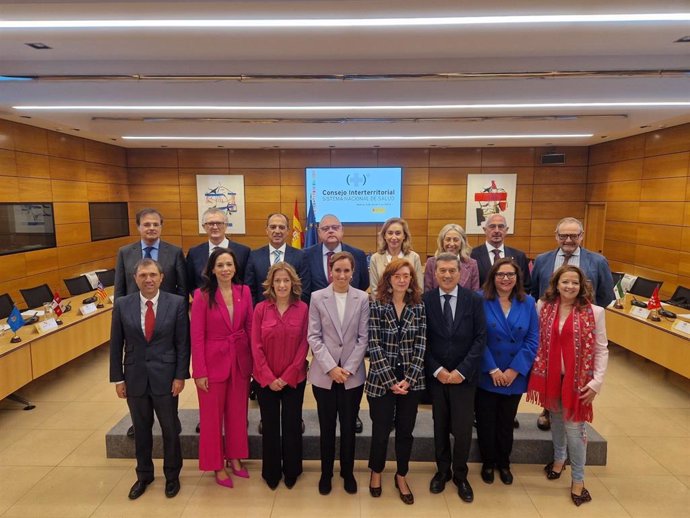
[541,153,566,165]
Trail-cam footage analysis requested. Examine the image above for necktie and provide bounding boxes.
[326,251,334,283]
[144,246,154,259]
[492,248,501,263]
[144,300,155,341]
[443,294,453,329]
[272,249,282,265]
[563,254,572,265]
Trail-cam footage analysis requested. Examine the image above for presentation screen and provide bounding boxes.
[305,167,402,224]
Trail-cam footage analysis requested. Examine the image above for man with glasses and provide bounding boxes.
[186,207,251,290]
[304,214,369,295]
[245,212,311,304]
[471,213,531,292]
[529,216,613,430]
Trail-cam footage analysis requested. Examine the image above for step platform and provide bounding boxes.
[106,408,606,465]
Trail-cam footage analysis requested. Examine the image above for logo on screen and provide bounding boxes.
[346,173,367,187]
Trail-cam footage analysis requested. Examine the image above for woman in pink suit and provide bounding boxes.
[191,248,253,488]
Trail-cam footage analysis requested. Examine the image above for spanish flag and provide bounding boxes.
[291,199,303,249]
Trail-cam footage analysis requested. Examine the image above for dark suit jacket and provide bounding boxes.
[423,286,487,385]
[530,247,614,307]
[244,245,311,305]
[109,290,191,397]
[303,242,370,294]
[114,240,188,299]
[186,240,251,290]
[471,244,531,293]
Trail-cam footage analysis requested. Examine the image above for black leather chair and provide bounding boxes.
[64,275,94,296]
[0,293,14,320]
[20,284,54,310]
[96,269,116,288]
[665,285,690,309]
[629,277,662,298]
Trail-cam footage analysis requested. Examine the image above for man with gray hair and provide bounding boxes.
[186,207,250,290]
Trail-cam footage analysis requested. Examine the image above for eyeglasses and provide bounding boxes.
[204,221,226,228]
[495,272,517,279]
[557,233,582,241]
[392,274,412,281]
[319,224,342,232]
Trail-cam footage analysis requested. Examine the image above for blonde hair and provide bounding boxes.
[262,262,302,303]
[377,217,413,255]
[434,223,471,262]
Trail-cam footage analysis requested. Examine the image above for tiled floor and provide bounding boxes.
[0,344,688,517]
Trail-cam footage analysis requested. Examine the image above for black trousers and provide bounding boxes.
[367,390,421,476]
[256,380,306,485]
[127,390,182,482]
[474,388,522,469]
[313,383,364,478]
[430,381,475,480]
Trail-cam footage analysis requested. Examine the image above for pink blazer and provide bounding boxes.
[191,285,253,382]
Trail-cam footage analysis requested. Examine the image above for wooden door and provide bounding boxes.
[584,202,606,254]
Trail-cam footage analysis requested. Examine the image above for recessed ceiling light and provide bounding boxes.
[2,13,689,29]
[24,42,52,49]
[121,133,593,142]
[14,101,690,111]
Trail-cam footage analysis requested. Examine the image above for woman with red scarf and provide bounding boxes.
[527,265,608,506]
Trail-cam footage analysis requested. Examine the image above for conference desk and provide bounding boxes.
[0,290,113,402]
[606,294,690,379]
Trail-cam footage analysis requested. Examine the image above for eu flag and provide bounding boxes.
[7,306,25,333]
[304,199,318,248]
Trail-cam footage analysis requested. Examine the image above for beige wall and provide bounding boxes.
[2,116,688,304]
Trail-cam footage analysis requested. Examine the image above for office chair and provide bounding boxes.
[0,293,14,320]
[96,269,116,288]
[63,275,94,296]
[664,285,690,309]
[629,277,662,298]
[19,284,54,310]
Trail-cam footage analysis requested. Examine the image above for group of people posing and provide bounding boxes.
[110,207,612,508]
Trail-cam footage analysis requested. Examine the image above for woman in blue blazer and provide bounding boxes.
[476,258,538,485]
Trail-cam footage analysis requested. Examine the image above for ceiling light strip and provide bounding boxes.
[121,134,593,141]
[14,102,690,111]
[1,14,689,29]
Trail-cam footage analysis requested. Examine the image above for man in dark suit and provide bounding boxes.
[424,252,486,503]
[244,212,311,304]
[304,214,369,294]
[530,216,614,430]
[186,207,250,290]
[471,213,531,292]
[110,259,190,500]
[114,208,187,299]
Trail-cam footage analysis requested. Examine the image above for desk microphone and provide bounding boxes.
[659,309,676,319]
[630,299,648,308]
[62,303,71,313]
[82,296,98,304]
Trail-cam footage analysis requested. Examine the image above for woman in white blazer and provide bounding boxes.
[308,251,370,496]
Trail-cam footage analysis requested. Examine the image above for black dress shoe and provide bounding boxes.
[429,471,451,493]
[498,468,513,485]
[319,474,332,495]
[343,474,357,494]
[454,478,474,503]
[196,422,200,433]
[394,475,414,505]
[128,479,153,500]
[126,425,135,438]
[355,415,363,434]
[265,478,279,490]
[571,487,592,506]
[480,466,495,484]
[369,471,382,497]
[165,479,180,498]
[284,476,297,489]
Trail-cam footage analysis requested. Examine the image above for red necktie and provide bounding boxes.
[326,251,334,283]
[145,300,155,341]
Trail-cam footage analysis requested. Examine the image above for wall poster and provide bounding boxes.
[195,175,246,234]
[465,173,517,234]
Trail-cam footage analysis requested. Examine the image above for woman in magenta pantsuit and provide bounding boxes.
[191,247,253,488]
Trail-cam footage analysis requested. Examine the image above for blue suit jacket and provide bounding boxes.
[244,245,311,305]
[479,294,539,395]
[114,240,187,300]
[186,240,251,290]
[530,247,614,307]
[303,242,370,296]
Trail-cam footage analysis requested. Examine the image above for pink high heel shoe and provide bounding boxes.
[215,471,234,488]
[226,460,250,478]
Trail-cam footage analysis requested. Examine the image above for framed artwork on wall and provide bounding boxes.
[465,173,517,234]
[195,175,246,234]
